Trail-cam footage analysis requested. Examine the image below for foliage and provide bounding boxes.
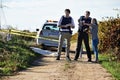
[98,18,120,61]
[0,33,39,76]
[71,33,78,42]
[99,54,120,80]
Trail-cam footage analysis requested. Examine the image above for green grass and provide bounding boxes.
[63,61,76,71]
[0,35,40,76]
[99,54,120,80]
[63,62,71,71]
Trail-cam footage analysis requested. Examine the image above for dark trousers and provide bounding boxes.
[75,32,91,60]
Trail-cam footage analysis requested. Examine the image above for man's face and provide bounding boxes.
[85,12,90,18]
[65,11,70,16]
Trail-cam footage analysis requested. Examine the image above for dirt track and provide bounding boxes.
[4,43,113,80]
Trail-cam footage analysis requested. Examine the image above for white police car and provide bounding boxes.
[37,20,66,49]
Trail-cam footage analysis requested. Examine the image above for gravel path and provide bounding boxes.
[3,43,113,80]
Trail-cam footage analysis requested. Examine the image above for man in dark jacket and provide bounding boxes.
[74,11,92,62]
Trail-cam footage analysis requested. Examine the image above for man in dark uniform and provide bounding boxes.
[74,11,92,62]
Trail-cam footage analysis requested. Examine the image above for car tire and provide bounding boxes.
[41,44,47,50]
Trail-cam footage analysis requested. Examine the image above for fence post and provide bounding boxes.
[6,29,11,41]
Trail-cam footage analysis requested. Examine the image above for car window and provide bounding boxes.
[43,24,59,31]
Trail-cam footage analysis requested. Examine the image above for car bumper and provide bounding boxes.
[38,38,66,48]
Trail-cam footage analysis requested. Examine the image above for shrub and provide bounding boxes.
[99,18,120,61]
[0,33,39,76]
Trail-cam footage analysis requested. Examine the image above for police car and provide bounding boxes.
[37,20,66,49]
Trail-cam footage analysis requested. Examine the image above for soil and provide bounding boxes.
[4,43,113,80]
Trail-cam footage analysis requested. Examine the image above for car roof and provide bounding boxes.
[45,20,58,24]
[44,22,58,25]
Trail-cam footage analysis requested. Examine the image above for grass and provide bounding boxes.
[0,35,40,77]
[99,54,120,80]
[63,62,71,71]
[63,61,75,71]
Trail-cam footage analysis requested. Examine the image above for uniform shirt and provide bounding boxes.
[78,16,91,32]
[58,15,75,31]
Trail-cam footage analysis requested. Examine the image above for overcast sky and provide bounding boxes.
[1,0,120,33]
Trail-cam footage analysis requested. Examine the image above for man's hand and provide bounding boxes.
[65,24,73,28]
[66,24,72,26]
[59,25,66,28]
[83,22,91,26]
[59,24,74,28]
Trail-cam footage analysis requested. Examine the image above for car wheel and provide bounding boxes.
[41,44,47,50]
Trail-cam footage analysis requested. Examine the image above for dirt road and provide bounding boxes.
[4,43,113,80]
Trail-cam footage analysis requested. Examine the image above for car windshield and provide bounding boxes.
[43,24,59,31]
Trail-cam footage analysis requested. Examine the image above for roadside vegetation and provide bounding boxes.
[99,53,120,80]
[0,31,40,78]
[98,17,120,80]
[71,33,78,43]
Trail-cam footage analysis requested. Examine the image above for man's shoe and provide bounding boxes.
[56,56,60,60]
[66,56,71,61]
[74,59,78,61]
[88,59,92,62]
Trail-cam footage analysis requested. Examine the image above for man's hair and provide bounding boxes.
[86,11,90,15]
[65,9,71,13]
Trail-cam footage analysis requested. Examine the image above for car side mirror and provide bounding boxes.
[36,28,39,31]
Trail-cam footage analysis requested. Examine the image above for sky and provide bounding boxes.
[0,0,120,33]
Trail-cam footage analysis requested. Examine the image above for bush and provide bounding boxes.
[0,34,39,76]
[71,33,78,42]
[99,18,120,61]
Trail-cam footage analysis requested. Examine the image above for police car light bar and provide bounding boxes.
[46,20,58,23]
